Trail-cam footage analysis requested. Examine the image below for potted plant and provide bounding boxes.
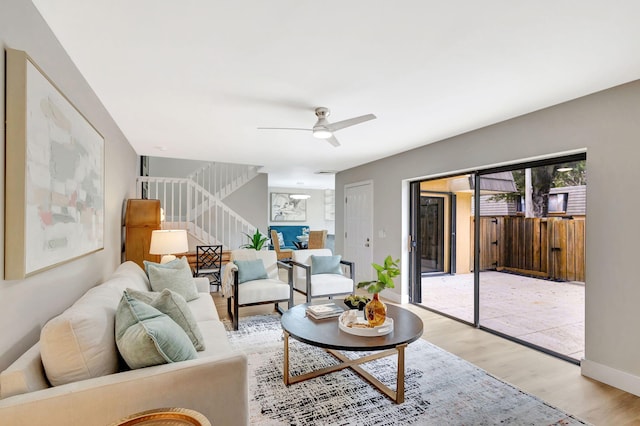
[241,228,268,251]
[356,255,400,326]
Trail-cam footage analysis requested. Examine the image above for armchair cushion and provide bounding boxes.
[235,259,268,284]
[311,255,342,275]
[115,292,197,369]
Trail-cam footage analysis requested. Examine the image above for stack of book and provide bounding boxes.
[306,303,344,320]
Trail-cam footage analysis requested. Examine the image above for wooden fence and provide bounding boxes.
[476,216,585,282]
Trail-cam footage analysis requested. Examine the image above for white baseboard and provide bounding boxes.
[581,358,640,397]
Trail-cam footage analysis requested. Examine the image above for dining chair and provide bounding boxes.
[194,245,223,291]
[307,230,327,249]
[271,230,294,260]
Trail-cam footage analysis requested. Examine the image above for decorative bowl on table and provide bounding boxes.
[338,310,394,337]
[343,295,370,311]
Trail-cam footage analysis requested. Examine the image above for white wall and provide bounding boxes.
[0,0,138,371]
[336,80,640,396]
[268,187,335,234]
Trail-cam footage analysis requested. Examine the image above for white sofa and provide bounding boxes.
[0,261,248,426]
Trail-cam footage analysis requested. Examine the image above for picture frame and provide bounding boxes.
[5,49,105,279]
[270,193,307,222]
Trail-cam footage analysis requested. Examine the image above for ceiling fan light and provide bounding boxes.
[312,128,332,139]
[290,194,311,200]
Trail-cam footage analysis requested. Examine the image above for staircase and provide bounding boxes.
[137,162,261,250]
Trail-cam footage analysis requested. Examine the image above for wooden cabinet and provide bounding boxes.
[125,199,161,268]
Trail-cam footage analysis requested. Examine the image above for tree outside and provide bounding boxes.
[489,160,586,217]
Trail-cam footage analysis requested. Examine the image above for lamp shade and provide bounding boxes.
[149,229,189,263]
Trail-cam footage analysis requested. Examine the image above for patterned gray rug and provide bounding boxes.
[225,314,588,426]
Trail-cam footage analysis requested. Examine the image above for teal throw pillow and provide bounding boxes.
[143,256,183,277]
[234,259,268,284]
[126,288,205,351]
[147,257,199,301]
[311,255,342,275]
[115,291,197,369]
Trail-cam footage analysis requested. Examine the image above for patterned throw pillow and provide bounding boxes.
[146,257,199,301]
[115,291,197,369]
[126,288,205,351]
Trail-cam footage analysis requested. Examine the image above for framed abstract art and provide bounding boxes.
[5,49,104,279]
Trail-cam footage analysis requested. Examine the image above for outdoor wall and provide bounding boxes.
[0,0,138,371]
[456,192,473,274]
[335,80,640,396]
[268,187,335,234]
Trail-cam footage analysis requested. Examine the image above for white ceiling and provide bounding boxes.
[32,1,640,189]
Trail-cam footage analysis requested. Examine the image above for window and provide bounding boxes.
[548,193,568,213]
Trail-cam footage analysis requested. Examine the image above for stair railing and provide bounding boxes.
[188,162,259,200]
[136,176,257,250]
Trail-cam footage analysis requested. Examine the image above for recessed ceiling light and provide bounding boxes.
[155,146,168,151]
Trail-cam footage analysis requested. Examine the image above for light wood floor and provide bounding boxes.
[213,291,640,425]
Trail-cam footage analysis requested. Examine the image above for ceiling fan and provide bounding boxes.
[258,107,376,147]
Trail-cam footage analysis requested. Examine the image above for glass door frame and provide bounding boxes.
[410,152,586,364]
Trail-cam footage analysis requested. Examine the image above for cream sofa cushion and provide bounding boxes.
[40,262,151,387]
[40,285,122,386]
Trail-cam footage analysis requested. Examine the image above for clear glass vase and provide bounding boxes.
[364,293,387,327]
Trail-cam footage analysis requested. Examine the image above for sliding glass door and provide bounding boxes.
[410,154,586,362]
[410,175,473,324]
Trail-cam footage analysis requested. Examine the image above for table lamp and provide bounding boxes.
[149,229,189,263]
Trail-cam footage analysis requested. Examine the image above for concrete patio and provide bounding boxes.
[419,271,585,360]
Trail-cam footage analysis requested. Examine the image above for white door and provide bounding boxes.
[344,182,373,284]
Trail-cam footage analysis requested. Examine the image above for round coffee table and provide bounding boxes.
[281,302,423,404]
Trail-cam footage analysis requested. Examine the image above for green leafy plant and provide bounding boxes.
[357,255,400,294]
[241,228,268,250]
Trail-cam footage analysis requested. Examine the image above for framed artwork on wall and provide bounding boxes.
[270,193,307,222]
[4,49,104,279]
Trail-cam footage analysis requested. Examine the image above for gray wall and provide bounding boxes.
[0,0,138,371]
[268,187,335,234]
[226,173,268,236]
[148,156,209,178]
[336,80,640,395]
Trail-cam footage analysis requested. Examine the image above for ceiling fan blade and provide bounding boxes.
[257,127,311,131]
[327,114,376,132]
[326,135,341,147]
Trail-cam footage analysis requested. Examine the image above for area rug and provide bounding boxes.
[225,314,588,425]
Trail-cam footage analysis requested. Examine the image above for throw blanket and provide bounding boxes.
[221,250,257,296]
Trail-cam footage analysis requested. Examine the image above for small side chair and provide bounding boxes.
[224,249,293,330]
[289,248,355,303]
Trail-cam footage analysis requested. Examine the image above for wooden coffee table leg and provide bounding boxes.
[396,343,407,404]
[283,331,290,385]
